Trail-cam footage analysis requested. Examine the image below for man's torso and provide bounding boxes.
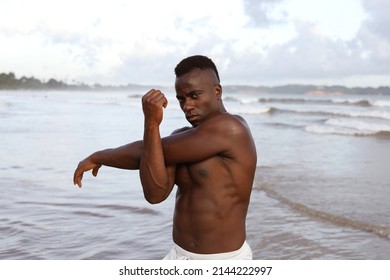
[171,114,256,254]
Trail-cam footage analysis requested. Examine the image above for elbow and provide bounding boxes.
[144,194,165,204]
[142,186,170,204]
[140,178,172,204]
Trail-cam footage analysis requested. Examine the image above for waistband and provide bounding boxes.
[174,241,252,260]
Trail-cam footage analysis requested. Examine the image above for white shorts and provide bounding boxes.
[163,241,252,260]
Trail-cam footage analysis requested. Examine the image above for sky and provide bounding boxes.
[1,0,390,87]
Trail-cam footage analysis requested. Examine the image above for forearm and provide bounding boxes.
[92,140,143,170]
[140,125,171,203]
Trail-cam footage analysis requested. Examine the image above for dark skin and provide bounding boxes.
[73,68,257,254]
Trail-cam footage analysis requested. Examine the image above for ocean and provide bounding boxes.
[1,89,389,259]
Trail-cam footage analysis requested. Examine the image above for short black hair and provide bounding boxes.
[174,55,220,82]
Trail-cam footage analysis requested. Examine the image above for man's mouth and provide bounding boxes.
[186,113,196,119]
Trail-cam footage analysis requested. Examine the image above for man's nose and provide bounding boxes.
[183,99,194,112]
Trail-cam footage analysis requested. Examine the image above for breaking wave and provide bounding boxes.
[224,95,390,108]
[257,178,390,240]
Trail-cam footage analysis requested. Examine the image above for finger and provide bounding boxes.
[92,165,101,177]
[74,174,83,188]
[152,92,168,108]
[152,94,164,105]
[73,166,83,188]
[73,169,78,185]
[162,95,168,108]
[142,89,158,103]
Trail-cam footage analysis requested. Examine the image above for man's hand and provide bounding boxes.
[142,89,168,126]
[73,156,102,188]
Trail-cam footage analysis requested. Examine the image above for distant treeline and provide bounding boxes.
[1,72,390,95]
[0,72,153,91]
[0,72,88,90]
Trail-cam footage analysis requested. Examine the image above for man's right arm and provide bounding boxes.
[73,140,143,188]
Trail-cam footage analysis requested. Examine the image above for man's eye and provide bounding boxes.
[191,94,198,99]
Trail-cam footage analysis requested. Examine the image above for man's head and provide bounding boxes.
[175,55,220,82]
[174,55,225,127]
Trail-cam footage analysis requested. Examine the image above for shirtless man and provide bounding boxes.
[73,55,257,259]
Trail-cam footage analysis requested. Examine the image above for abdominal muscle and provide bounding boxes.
[172,161,249,254]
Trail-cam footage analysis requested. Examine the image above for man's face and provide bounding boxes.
[175,68,221,127]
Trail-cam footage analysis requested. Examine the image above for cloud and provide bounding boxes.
[1,0,390,86]
[87,51,179,86]
[243,0,287,27]
[361,0,390,40]
[220,0,390,86]
[356,0,390,65]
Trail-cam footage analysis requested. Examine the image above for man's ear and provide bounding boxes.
[214,84,222,100]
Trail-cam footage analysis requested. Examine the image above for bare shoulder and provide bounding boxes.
[203,113,256,164]
[201,113,251,135]
[171,126,192,135]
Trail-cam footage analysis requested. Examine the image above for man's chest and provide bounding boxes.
[175,156,228,187]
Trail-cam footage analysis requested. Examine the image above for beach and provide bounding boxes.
[1,89,389,259]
